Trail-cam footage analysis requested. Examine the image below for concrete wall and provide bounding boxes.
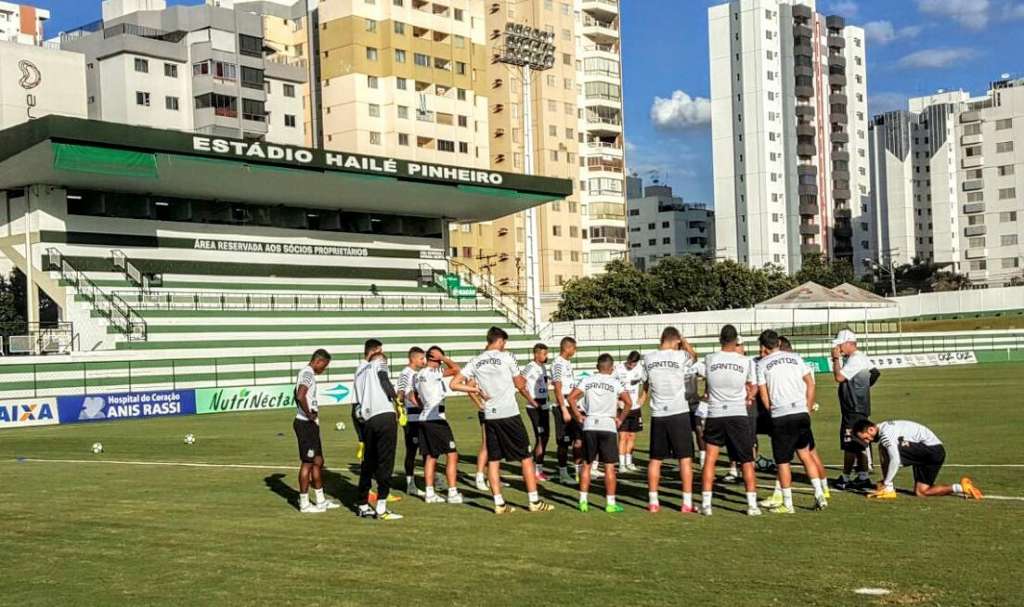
[0,41,86,129]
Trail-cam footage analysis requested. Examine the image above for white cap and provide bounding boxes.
[832,329,857,347]
[736,334,745,346]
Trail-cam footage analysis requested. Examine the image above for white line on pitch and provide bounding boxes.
[13,457,293,470]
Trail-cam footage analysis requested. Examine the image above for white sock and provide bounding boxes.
[857,471,871,481]
[702,491,712,508]
[591,461,599,473]
[619,454,626,467]
[299,492,310,508]
[406,475,414,488]
[425,485,436,498]
[782,488,793,509]
[527,491,539,503]
[773,480,783,497]
[579,491,589,503]
[683,492,693,508]
[746,491,758,509]
[475,472,485,483]
[607,494,616,505]
[493,494,505,506]
[375,499,387,515]
[574,464,580,477]
[822,477,830,491]
[648,491,659,506]
[952,483,964,495]
[625,454,633,466]
[729,464,738,476]
[448,486,458,497]
[314,488,325,503]
[811,478,823,499]
[699,450,706,466]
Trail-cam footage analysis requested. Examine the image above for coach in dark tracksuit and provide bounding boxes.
[831,330,881,491]
[353,339,403,520]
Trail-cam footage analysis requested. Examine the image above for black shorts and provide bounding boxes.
[484,416,531,463]
[418,420,457,458]
[755,402,773,436]
[526,405,550,440]
[583,431,618,464]
[649,413,694,460]
[840,411,869,453]
[704,416,754,464]
[770,413,814,464]
[403,420,421,455]
[477,410,486,425]
[901,443,946,486]
[293,418,322,463]
[620,410,643,433]
[747,403,760,447]
[554,410,583,446]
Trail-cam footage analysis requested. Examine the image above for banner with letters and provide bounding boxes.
[866,351,978,370]
[195,382,352,415]
[57,389,196,424]
[0,397,60,429]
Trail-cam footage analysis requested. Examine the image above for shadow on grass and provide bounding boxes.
[264,473,299,511]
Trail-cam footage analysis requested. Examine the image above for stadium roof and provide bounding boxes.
[0,116,572,222]
[756,281,894,309]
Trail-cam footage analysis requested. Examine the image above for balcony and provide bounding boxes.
[798,164,818,176]
[793,24,813,39]
[963,179,984,191]
[794,65,814,78]
[585,116,623,135]
[831,131,850,144]
[963,202,985,214]
[829,55,847,69]
[793,4,813,20]
[794,44,813,58]
[830,92,848,105]
[799,184,818,196]
[582,0,618,18]
[961,133,983,146]
[828,35,846,49]
[960,110,981,123]
[830,112,848,125]
[795,85,815,99]
[585,158,625,173]
[799,203,819,215]
[582,15,619,44]
[584,93,623,109]
[964,225,987,237]
[833,224,853,238]
[962,155,984,169]
[829,74,847,87]
[832,169,850,180]
[799,223,820,235]
[965,248,988,259]
[795,104,815,118]
[832,150,850,161]
[834,207,852,219]
[801,243,822,255]
[826,15,846,29]
[798,143,817,157]
[796,124,816,138]
[833,188,852,200]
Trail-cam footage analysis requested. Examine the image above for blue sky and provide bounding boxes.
[43,0,1023,205]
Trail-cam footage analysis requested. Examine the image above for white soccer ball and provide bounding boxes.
[184,433,196,445]
[91,442,104,454]
[335,421,346,431]
[812,402,821,412]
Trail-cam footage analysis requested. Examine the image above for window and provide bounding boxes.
[366,47,379,61]
[962,123,982,136]
[365,18,377,32]
[398,105,409,119]
[662,237,671,245]
[968,237,986,248]
[369,103,381,117]
[239,34,263,58]
[240,66,264,90]
[438,139,455,152]
[662,221,670,228]
[1002,234,1019,246]
[553,250,563,261]
[193,61,210,76]
[394,21,405,35]
[164,63,177,78]
[242,98,265,121]
[134,58,148,73]
[369,131,382,145]
[999,188,1016,200]
[969,260,987,271]
[395,49,406,63]
[284,114,296,127]
[455,61,466,75]
[454,8,464,20]
[550,150,558,161]
[996,141,1014,154]
[135,91,151,106]
[996,118,1013,130]
[459,142,468,154]
[457,115,468,127]
[1003,258,1020,269]
[648,239,656,246]
[414,53,430,67]
[398,133,409,146]
[457,88,467,101]
[999,165,1015,177]
[396,77,407,90]
[553,225,562,237]
[454,35,465,48]
[1000,211,1018,222]
[367,75,378,88]
[164,96,179,111]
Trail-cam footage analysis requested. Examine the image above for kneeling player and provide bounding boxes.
[614,351,645,472]
[853,418,982,500]
[415,346,465,504]
[568,354,633,513]
[699,325,761,516]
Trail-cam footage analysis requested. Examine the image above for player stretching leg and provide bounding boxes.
[614,351,645,472]
[569,354,632,513]
[452,326,554,514]
[853,419,982,500]
[698,326,761,516]
[756,330,827,514]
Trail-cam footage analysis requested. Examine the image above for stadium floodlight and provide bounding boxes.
[495,22,558,332]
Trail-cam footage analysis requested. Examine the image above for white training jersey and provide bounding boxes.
[414,366,448,422]
[641,349,696,418]
[686,360,703,406]
[353,358,394,421]
[701,351,755,419]
[396,366,420,422]
[577,374,625,433]
[756,351,811,419]
[461,349,522,421]
[613,363,644,409]
[877,419,943,487]
[294,365,319,422]
[520,361,551,408]
[550,355,577,396]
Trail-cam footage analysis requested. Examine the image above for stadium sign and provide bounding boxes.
[867,351,977,370]
[195,385,295,414]
[56,390,196,424]
[0,397,59,429]
[193,136,506,187]
[192,238,369,257]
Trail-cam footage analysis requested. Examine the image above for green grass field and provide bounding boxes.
[2,364,1022,606]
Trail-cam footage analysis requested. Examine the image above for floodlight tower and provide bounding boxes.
[496,22,557,332]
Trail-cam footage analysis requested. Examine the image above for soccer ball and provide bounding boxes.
[91,442,104,454]
[335,421,346,431]
[183,433,196,445]
[755,455,776,473]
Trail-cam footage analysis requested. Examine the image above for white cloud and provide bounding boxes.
[863,20,925,45]
[917,0,990,30]
[827,1,859,17]
[896,47,979,69]
[650,90,711,131]
[869,92,910,114]
[1005,3,1024,19]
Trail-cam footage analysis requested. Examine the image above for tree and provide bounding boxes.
[794,253,854,288]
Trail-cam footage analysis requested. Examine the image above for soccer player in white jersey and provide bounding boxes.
[614,351,645,472]
[755,330,827,514]
[831,329,881,491]
[293,349,339,513]
[551,337,580,484]
[568,354,633,513]
[397,347,427,497]
[451,326,555,514]
[853,418,982,500]
[414,346,465,505]
[697,326,761,516]
[353,340,403,520]
[520,343,552,481]
[642,326,699,514]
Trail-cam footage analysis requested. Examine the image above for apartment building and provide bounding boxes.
[867,78,1024,286]
[60,0,307,145]
[709,0,869,273]
[627,179,715,271]
[0,2,48,46]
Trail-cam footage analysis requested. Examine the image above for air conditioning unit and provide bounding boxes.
[494,128,505,137]
[495,154,506,163]
[499,253,510,262]
[493,78,504,88]
[492,103,504,113]
[497,227,509,236]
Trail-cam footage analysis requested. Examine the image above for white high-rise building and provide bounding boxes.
[709,0,868,272]
[867,77,1024,287]
[0,2,48,46]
